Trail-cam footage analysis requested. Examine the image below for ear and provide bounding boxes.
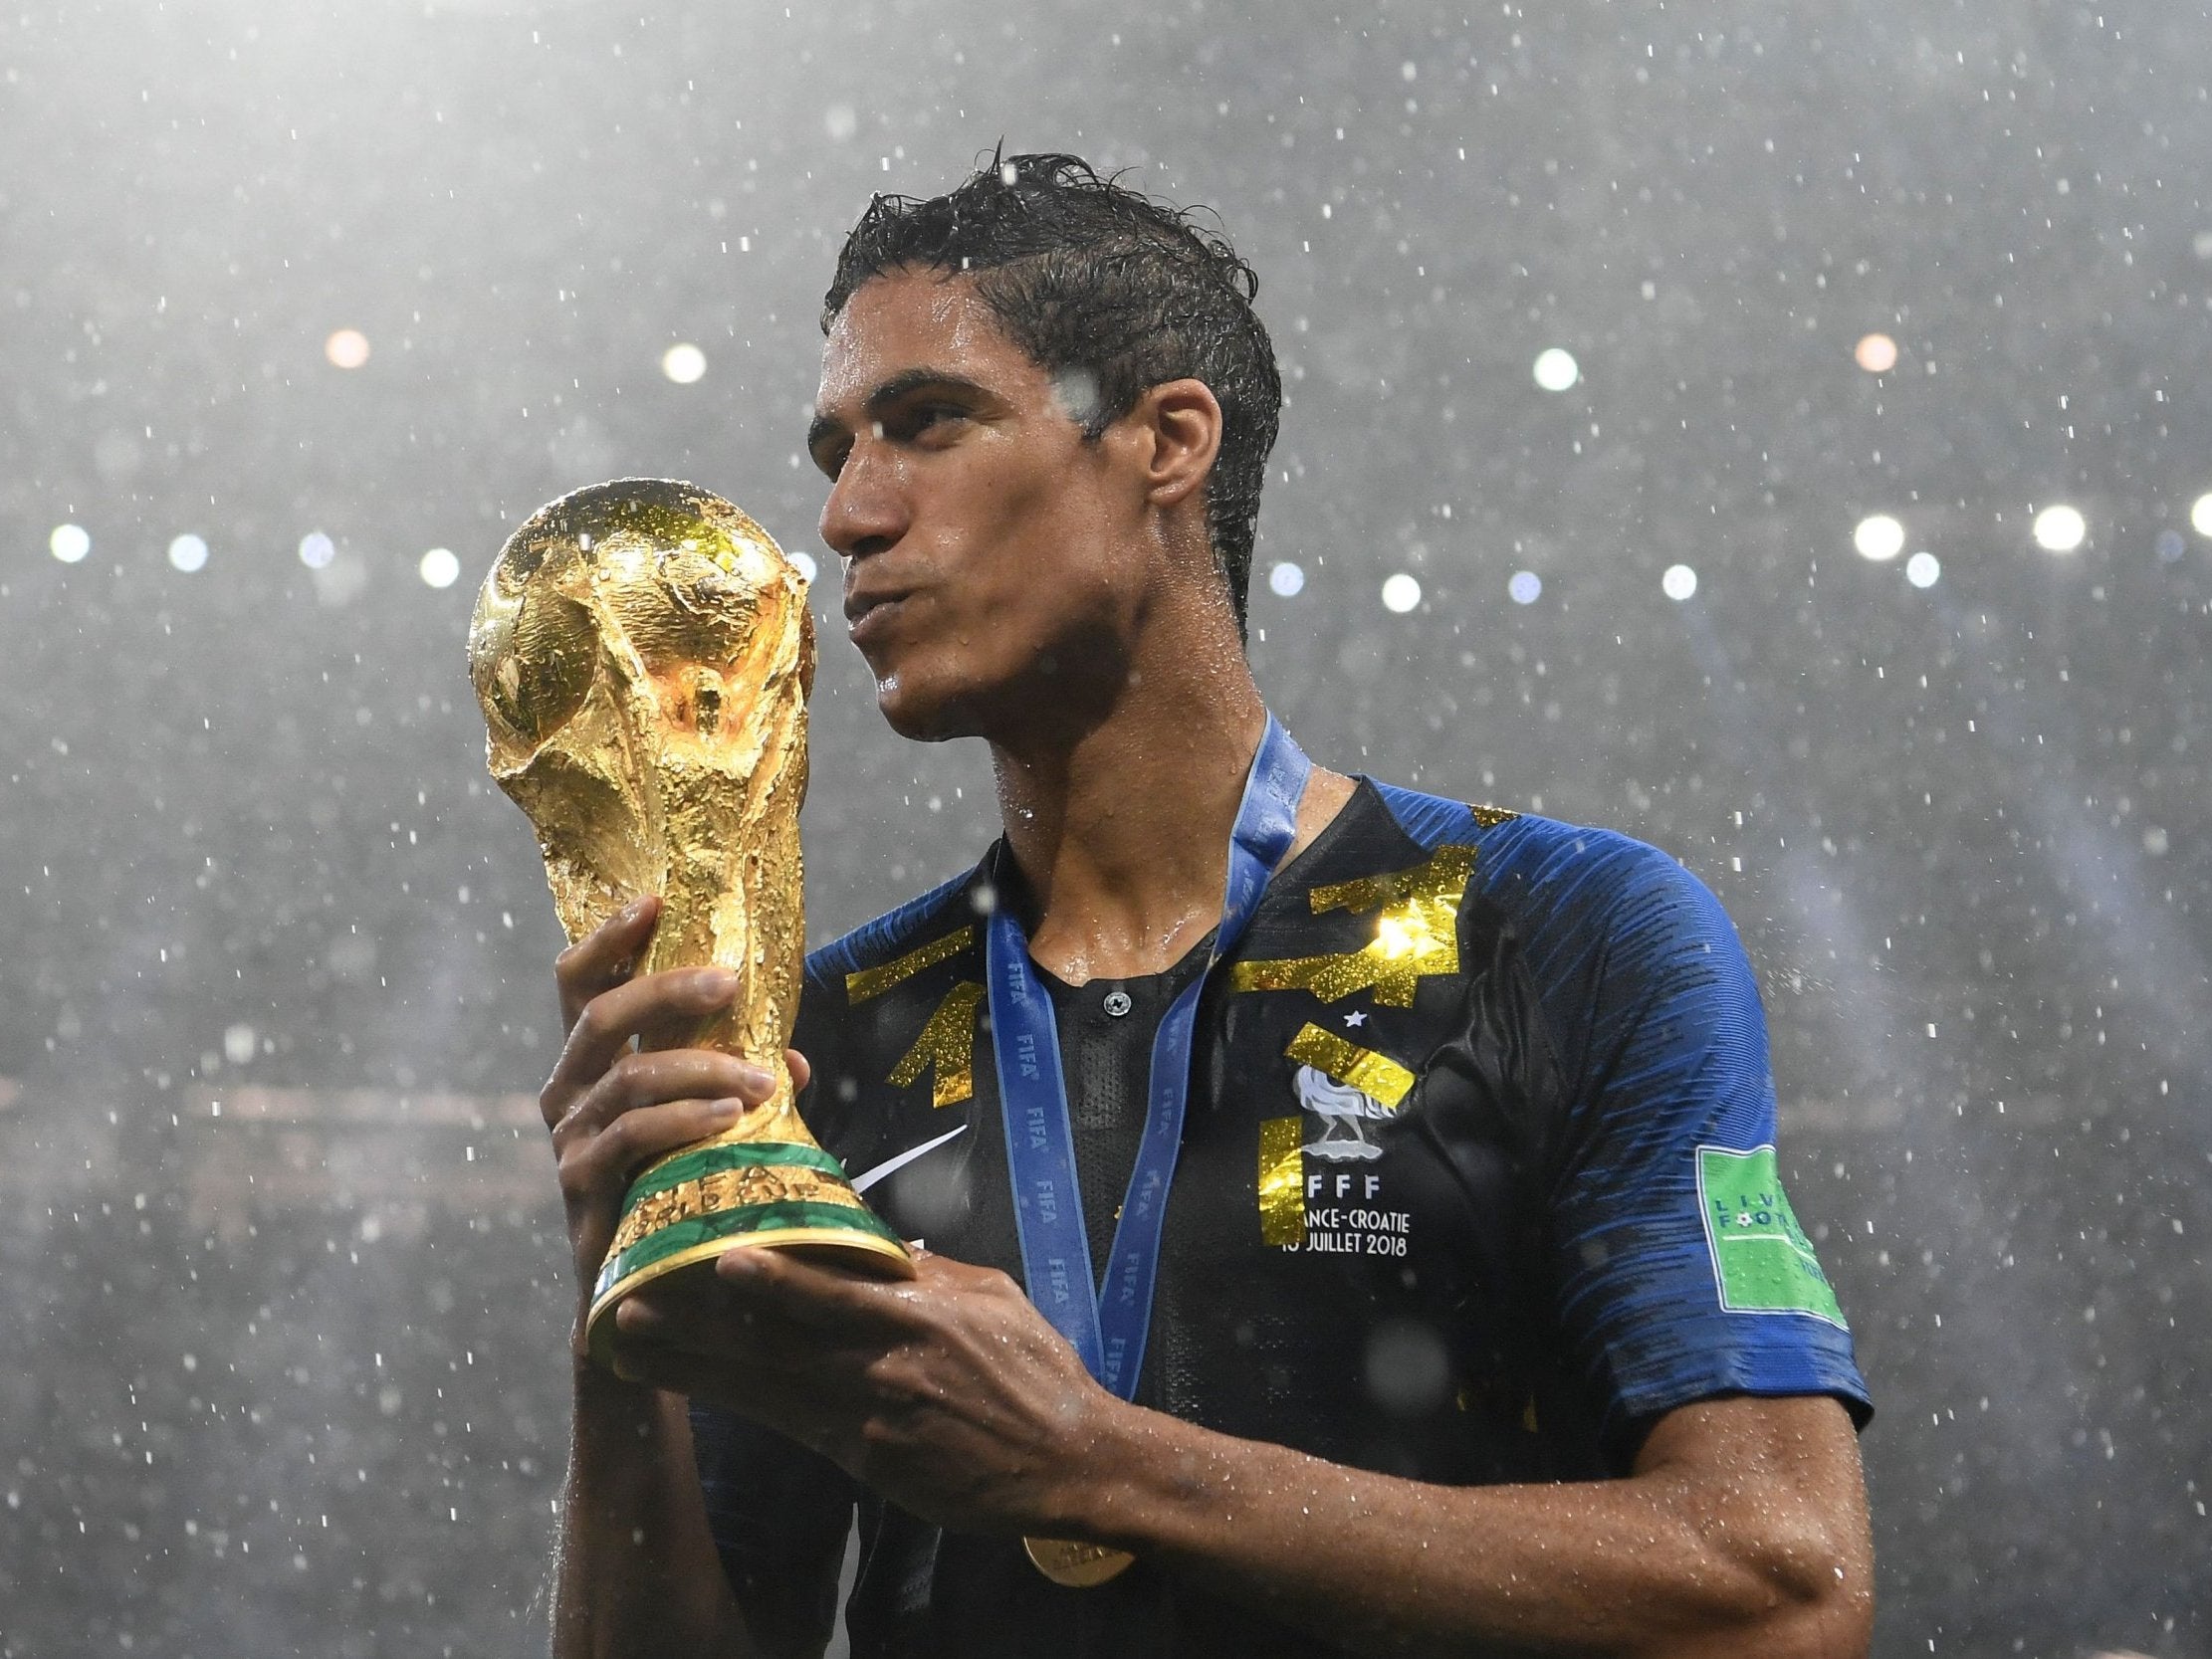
[1130,377,1223,513]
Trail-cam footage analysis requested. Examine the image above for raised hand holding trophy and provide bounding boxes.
[468,479,914,1365]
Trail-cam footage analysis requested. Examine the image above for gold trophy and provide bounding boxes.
[468,478,914,1365]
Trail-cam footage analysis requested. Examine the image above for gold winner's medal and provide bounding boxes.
[1023,1535,1136,1587]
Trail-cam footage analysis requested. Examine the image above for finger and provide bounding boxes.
[554,896,662,1032]
[611,1286,692,1349]
[714,1245,925,1335]
[636,990,730,1059]
[616,1270,749,1340]
[786,1048,812,1094]
[558,1049,778,1140]
[542,967,741,1126]
[607,1337,714,1395]
[560,1097,747,1201]
[605,1338,828,1433]
[611,1282,861,1404]
[612,1281,795,1353]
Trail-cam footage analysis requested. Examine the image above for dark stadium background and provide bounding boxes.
[2,2,2206,1652]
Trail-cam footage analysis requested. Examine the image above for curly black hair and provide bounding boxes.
[823,152,1281,636]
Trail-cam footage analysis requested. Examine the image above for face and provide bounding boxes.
[808,270,1156,742]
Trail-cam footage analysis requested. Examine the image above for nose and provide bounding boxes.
[817,443,908,563]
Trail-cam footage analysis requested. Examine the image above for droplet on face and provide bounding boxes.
[1049,366,1102,428]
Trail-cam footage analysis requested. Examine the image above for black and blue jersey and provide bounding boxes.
[692,777,1871,1657]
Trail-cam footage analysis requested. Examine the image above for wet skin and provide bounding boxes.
[542,272,1873,1656]
[808,268,1213,745]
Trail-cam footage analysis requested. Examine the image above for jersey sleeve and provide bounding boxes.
[1497,823,1872,1466]
[688,1401,858,1653]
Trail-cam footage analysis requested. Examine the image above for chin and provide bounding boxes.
[872,670,984,744]
[870,638,1130,745]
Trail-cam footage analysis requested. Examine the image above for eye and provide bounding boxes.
[898,403,967,441]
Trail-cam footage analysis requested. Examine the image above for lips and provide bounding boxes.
[844,587,910,645]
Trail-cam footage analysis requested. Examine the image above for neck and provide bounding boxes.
[987,620,1359,983]
[990,645,1270,984]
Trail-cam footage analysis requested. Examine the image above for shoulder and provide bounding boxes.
[803,859,991,1000]
[792,856,995,1145]
[1364,777,1729,950]
[1363,780,1757,1083]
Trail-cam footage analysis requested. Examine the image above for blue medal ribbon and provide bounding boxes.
[987,715,1311,1398]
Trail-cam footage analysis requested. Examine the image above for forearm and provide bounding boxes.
[553,1360,751,1659]
[1074,1400,1870,1658]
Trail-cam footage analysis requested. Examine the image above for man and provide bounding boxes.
[540,153,1875,1657]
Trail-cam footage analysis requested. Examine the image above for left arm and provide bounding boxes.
[612,1251,1871,1659]
[1077,1380,1870,1657]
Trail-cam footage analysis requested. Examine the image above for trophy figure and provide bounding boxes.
[469,478,914,1364]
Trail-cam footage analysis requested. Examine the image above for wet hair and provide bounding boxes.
[823,151,1281,636]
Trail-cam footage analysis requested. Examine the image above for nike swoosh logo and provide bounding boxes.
[850,1123,969,1194]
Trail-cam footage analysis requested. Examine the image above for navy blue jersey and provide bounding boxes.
[691,779,1871,1657]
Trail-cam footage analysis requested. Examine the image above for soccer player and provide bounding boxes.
[541,153,1874,1658]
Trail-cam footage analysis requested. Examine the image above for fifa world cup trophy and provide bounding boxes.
[468,479,914,1364]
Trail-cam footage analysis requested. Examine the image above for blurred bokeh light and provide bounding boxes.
[2033,504,2089,552]
[324,327,370,369]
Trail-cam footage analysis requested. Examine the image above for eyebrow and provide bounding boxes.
[806,367,994,461]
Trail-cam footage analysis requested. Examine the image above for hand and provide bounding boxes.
[542,895,808,1353]
[607,1247,1122,1538]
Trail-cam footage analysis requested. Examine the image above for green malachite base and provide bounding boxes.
[584,1139,914,1366]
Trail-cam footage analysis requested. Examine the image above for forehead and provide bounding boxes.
[815,270,1033,411]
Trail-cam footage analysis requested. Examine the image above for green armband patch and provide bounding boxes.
[1695,1145,1848,1328]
